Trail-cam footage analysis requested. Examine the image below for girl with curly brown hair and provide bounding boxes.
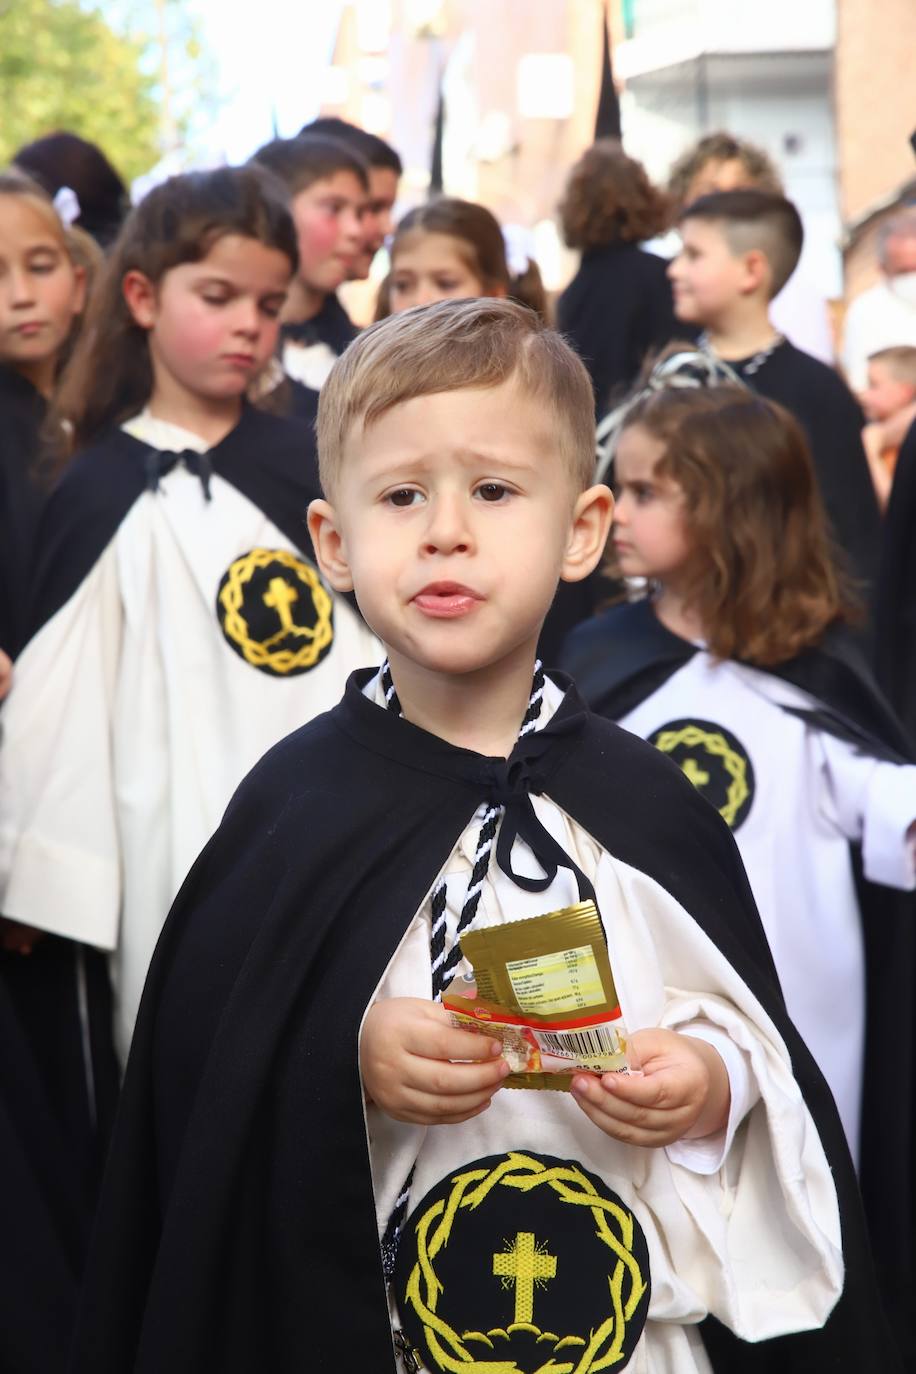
[556,140,678,417]
[562,383,916,1355]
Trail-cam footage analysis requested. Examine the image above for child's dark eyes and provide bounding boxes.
[386,488,421,508]
[476,482,509,502]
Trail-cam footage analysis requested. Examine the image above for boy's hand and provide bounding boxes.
[361,997,510,1125]
[571,1028,730,1148]
[0,649,11,701]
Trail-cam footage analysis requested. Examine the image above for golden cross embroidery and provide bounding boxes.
[263,577,299,633]
[492,1231,557,1324]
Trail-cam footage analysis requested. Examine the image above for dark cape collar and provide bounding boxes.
[562,597,913,764]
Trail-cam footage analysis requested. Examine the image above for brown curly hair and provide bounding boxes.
[613,386,857,665]
[667,132,782,210]
[559,140,671,249]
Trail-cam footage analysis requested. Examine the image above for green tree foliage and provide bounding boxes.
[0,0,162,183]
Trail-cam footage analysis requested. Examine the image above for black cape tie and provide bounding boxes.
[144,448,214,502]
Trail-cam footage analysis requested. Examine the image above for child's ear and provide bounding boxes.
[560,484,615,583]
[741,248,771,297]
[307,498,354,592]
[122,270,158,329]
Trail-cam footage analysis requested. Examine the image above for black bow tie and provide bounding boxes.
[483,722,596,906]
[144,448,214,502]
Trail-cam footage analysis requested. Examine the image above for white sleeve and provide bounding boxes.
[816,732,916,890]
[665,1020,760,1175]
[0,548,123,948]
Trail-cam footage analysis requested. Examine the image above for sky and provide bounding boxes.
[184,0,344,163]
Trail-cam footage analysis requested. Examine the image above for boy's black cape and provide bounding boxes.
[561,599,916,1362]
[71,671,899,1373]
[26,404,322,644]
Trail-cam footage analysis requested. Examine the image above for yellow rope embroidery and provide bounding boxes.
[401,1152,649,1373]
[218,547,333,674]
[652,723,749,827]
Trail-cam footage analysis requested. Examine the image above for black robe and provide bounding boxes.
[0,365,48,657]
[556,243,680,418]
[729,339,882,597]
[560,599,916,1364]
[70,671,898,1373]
[876,415,916,745]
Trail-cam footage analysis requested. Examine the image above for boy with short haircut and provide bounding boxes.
[301,115,402,280]
[861,345,916,507]
[669,188,881,593]
[71,300,896,1373]
[251,133,368,390]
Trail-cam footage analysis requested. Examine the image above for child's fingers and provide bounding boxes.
[404,1016,506,1064]
[570,1072,679,1127]
[597,1070,676,1109]
[402,1053,510,1098]
[396,1084,502,1124]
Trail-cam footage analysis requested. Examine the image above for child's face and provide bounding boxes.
[0,197,85,375]
[310,380,610,680]
[613,424,693,584]
[124,234,291,406]
[861,361,916,422]
[351,167,399,279]
[668,218,752,326]
[291,172,365,293]
[388,233,491,313]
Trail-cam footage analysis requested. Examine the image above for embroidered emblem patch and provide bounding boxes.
[649,717,755,830]
[393,1151,650,1373]
[216,547,334,676]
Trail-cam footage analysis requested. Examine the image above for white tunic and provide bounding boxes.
[619,651,916,1163]
[0,412,380,1056]
[361,675,843,1374]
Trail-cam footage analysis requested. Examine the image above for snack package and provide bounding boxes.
[442,901,640,1090]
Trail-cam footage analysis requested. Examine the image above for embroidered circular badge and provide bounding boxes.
[216,547,334,676]
[649,717,755,830]
[393,1150,650,1374]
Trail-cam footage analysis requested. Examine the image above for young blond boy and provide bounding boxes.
[669,189,881,592]
[861,346,916,507]
[71,300,896,1374]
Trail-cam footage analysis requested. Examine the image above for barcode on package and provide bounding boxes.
[534,1023,622,1059]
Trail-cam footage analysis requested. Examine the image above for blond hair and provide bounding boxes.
[0,168,100,358]
[317,297,596,496]
[868,345,916,388]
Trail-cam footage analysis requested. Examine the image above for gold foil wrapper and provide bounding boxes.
[443,901,637,1090]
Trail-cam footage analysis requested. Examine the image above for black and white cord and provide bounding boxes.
[377,656,545,1277]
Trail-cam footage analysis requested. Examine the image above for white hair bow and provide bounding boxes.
[52,185,82,228]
